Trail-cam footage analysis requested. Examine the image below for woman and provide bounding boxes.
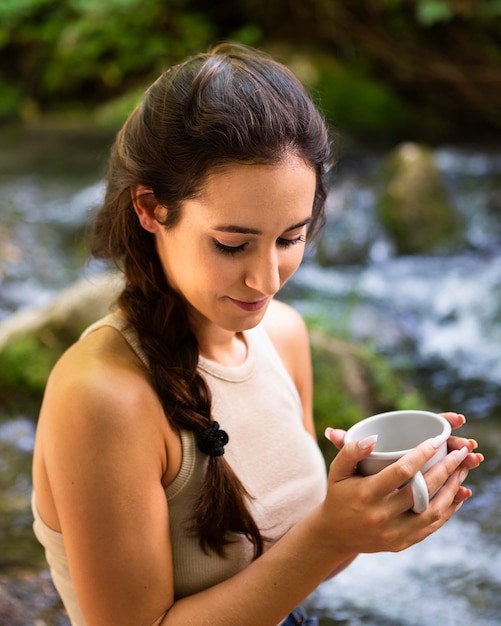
[32,43,482,626]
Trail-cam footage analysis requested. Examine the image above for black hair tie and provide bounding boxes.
[197,421,229,457]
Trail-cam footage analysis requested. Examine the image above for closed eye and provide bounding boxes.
[214,240,247,255]
[277,234,306,248]
[213,233,306,256]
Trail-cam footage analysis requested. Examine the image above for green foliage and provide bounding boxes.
[315,70,409,137]
[0,335,59,402]
[415,1,454,26]
[1,0,499,137]
[389,0,501,25]
[0,82,22,118]
[310,325,425,461]
[0,0,216,118]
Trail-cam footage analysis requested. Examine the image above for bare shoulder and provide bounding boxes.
[263,299,315,435]
[262,299,311,387]
[44,326,154,425]
[37,325,176,474]
[263,298,309,352]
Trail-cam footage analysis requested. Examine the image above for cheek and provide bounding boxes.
[280,249,305,280]
[197,253,239,289]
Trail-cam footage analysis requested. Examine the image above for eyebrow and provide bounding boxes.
[213,217,312,235]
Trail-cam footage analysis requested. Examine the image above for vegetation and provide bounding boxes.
[1,0,500,141]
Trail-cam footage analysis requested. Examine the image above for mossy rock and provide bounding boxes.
[0,273,122,410]
[310,329,424,461]
[377,142,463,254]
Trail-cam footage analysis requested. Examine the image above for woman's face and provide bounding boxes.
[151,154,316,339]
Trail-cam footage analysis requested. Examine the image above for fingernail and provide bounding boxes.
[324,427,333,440]
[454,446,469,464]
[358,435,378,450]
[468,438,478,450]
[431,434,446,448]
[459,468,468,484]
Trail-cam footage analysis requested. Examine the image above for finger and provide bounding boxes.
[428,465,472,513]
[440,412,466,430]
[447,435,475,451]
[423,446,470,497]
[446,436,484,472]
[462,451,484,469]
[369,437,447,500]
[327,434,378,482]
[324,427,346,450]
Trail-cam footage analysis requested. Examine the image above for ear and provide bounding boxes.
[131,185,162,233]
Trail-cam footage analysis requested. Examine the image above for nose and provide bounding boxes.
[244,249,281,296]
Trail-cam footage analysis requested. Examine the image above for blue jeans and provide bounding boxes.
[282,606,319,625]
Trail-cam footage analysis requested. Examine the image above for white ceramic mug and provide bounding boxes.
[344,410,452,514]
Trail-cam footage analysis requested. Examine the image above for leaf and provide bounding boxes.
[416,0,454,26]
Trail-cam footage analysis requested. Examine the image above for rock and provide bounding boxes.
[309,328,423,460]
[0,571,69,626]
[0,272,122,406]
[0,272,122,352]
[377,142,463,254]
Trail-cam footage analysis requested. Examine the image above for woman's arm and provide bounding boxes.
[159,432,475,626]
[37,339,179,626]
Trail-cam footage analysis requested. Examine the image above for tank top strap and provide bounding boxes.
[80,312,150,369]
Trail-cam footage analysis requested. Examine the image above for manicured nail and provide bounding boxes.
[459,468,469,484]
[358,435,378,450]
[324,427,333,440]
[431,434,446,448]
[468,438,478,450]
[454,446,469,464]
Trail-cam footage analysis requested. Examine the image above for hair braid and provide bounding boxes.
[117,269,264,557]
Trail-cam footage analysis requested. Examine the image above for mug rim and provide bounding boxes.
[344,410,452,458]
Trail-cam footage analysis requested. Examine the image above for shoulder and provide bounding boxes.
[262,298,311,386]
[48,326,149,408]
[40,326,168,453]
[262,299,315,435]
[263,298,309,352]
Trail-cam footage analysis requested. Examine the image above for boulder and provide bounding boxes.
[377,142,463,254]
[0,272,122,406]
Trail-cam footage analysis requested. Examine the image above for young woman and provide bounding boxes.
[32,43,482,626]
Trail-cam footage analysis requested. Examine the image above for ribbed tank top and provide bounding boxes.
[32,313,327,625]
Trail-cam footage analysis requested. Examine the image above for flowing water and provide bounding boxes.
[0,126,500,624]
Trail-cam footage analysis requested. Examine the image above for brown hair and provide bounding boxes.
[91,43,334,557]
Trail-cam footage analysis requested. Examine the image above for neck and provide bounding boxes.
[198,331,248,367]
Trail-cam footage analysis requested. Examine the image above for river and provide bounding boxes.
[0,126,500,624]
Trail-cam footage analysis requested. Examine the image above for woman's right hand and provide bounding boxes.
[317,430,472,558]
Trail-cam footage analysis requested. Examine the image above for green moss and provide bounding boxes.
[377,143,464,254]
[0,332,65,407]
[314,69,409,138]
[310,325,425,461]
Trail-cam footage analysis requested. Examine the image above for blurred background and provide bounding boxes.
[0,1,500,624]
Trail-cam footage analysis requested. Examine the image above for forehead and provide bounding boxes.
[192,156,317,220]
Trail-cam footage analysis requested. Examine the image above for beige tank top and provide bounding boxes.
[32,313,327,625]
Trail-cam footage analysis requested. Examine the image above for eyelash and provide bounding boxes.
[214,235,306,256]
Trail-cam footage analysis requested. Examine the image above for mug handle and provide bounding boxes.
[410,471,429,514]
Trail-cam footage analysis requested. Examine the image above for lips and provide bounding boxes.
[228,297,269,312]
